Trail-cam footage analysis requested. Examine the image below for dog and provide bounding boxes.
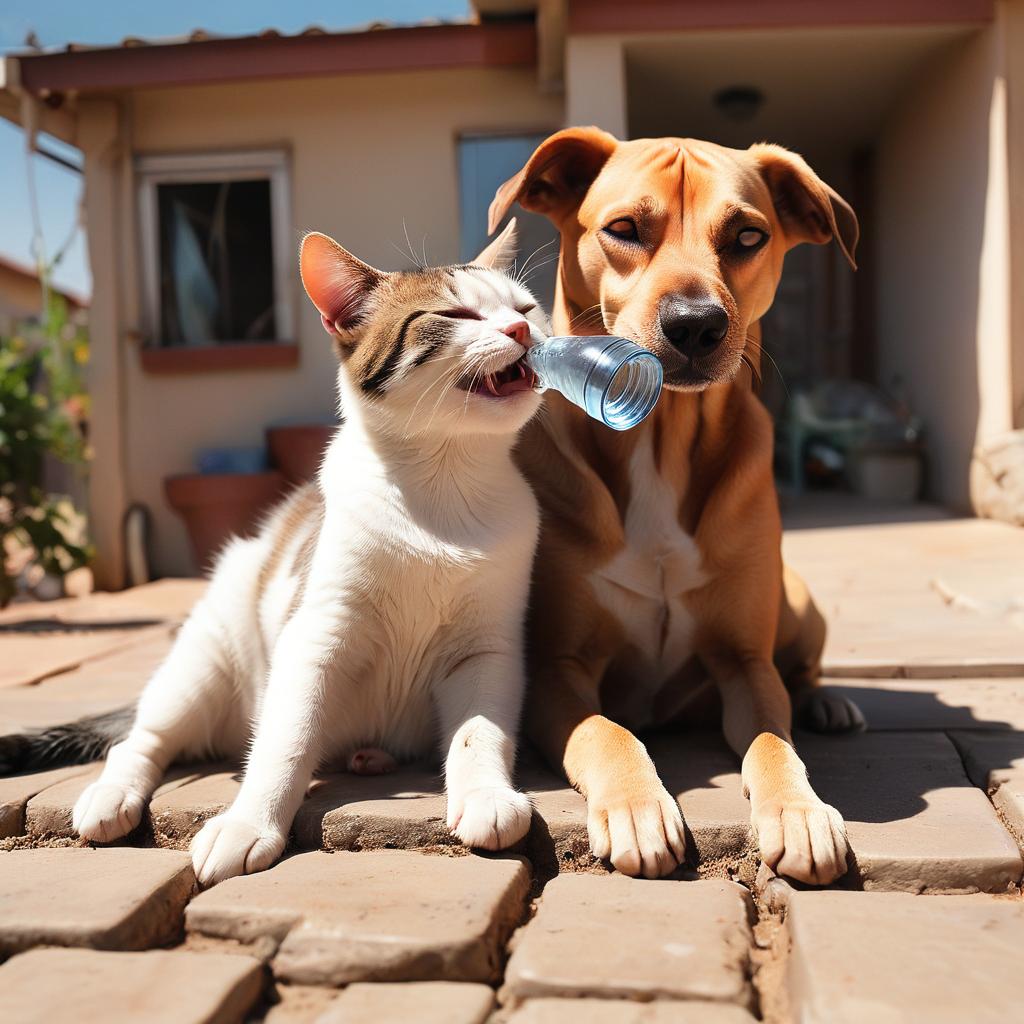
[489,127,864,883]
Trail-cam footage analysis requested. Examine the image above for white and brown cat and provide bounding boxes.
[1,222,549,886]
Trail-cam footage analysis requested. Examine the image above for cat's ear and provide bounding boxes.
[300,232,386,342]
[473,218,518,271]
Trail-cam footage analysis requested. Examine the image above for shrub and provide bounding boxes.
[0,288,92,605]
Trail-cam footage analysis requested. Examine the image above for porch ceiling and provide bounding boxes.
[626,24,977,164]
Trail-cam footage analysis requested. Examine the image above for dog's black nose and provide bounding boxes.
[659,300,729,359]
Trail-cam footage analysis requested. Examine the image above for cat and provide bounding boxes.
[3,220,548,886]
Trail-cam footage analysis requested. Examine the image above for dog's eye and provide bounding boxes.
[436,308,483,320]
[603,218,639,242]
[736,228,768,250]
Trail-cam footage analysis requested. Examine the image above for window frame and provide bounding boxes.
[136,148,294,351]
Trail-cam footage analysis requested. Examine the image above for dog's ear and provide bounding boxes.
[474,217,518,270]
[300,232,386,344]
[750,144,859,269]
[488,127,619,234]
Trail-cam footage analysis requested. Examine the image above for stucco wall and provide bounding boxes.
[875,25,1012,510]
[116,68,561,577]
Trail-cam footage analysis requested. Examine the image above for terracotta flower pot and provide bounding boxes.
[266,424,336,485]
[165,471,287,571]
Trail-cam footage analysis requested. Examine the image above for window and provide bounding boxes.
[458,133,559,311]
[137,151,293,351]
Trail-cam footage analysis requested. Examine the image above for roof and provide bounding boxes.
[6,18,538,96]
[0,253,89,308]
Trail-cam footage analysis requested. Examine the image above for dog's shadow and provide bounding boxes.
[515,681,1024,884]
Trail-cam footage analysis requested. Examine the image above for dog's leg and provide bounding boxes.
[776,564,865,733]
[527,660,687,879]
[708,653,849,885]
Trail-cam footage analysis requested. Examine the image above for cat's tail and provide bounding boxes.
[0,705,134,774]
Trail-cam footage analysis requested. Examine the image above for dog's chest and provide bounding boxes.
[588,443,707,693]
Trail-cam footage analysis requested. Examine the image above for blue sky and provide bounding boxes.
[0,1,469,298]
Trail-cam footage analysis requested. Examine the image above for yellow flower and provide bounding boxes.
[73,341,89,365]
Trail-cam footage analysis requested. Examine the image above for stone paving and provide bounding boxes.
[0,513,1023,1022]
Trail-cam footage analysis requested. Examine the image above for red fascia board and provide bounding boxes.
[569,0,994,34]
[16,22,537,95]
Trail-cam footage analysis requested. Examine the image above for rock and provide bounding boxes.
[186,850,529,985]
[786,890,1024,1023]
[501,874,754,1007]
[0,947,261,1024]
[0,847,194,954]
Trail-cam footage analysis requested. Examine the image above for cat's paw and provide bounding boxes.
[190,815,286,887]
[448,786,532,850]
[72,781,147,843]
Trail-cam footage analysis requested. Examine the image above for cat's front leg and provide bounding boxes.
[191,608,343,886]
[437,649,532,851]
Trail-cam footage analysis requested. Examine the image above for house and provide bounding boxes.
[0,253,87,333]
[0,0,1021,586]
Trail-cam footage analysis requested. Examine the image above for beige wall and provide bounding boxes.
[102,67,562,577]
[876,24,1013,511]
[1007,0,1024,428]
[0,264,44,327]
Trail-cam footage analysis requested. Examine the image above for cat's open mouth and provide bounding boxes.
[459,354,537,399]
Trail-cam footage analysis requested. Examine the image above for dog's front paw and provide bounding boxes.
[73,781,147,843]
[447,786,532,850]
[797,688,866,734]
[587,778,687,879]
[190,815,286,887]
[752,795,848,885]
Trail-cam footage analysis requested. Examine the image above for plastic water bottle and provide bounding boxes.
[526,335,663,430]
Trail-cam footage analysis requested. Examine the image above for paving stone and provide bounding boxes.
[23,762,102,835]
[950,731,1024,848]
[800,731,1023,892]
[816,677,1024,731]
[0,634,171,733]
[0,847,195,953]
[501,875,754,1007]
[505,1000,757,1024]
[315,982,493,1024]
[293,768,453,852]
[295,737,751,873]
[186,849,529,985]
[0,947,262,1024]
[0,764,94,838]
[0,579,203,689]
[0,623,172,690]
[786,890,1024,1024]
[149,765,241,847]
[263,986,340,1024]
[783,515,1024,676]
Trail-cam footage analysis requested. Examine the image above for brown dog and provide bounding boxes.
[489,128,863,883]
